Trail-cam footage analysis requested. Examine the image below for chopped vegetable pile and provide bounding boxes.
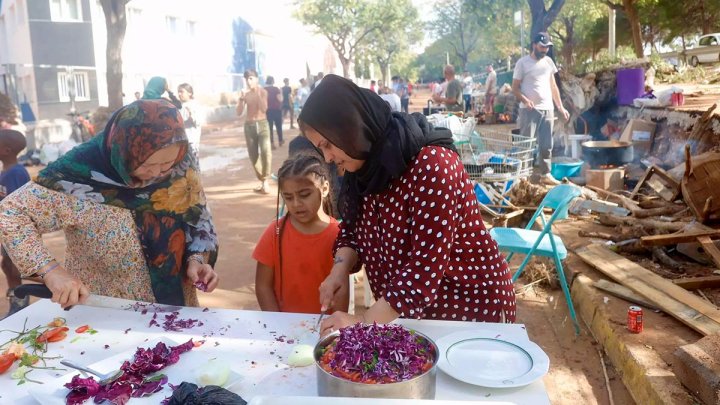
[148,312,203,332]
[65,339,195,405]
[319,323,435,384]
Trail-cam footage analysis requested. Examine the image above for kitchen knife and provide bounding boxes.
[13,284,182,312]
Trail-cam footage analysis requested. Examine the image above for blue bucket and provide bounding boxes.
[551,159,584,180]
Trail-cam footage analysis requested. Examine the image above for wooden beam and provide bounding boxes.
[640,230,720,246]
[673,276,720,290]
[593,279,659,310]
[698,236,720,269]
[576,244,720,336]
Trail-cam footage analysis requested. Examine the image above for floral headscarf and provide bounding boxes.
[35,99,219,305]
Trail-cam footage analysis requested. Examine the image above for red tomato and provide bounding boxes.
[47,332,68,342]
[75,325,90,334]
[37,327,69,343]
[0,353,16,374]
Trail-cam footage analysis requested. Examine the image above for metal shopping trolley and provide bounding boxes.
[458,128,536,218]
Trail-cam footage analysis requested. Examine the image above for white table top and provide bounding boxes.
[0,299,549,404]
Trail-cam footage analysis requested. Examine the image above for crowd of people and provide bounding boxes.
[0,32,572,333]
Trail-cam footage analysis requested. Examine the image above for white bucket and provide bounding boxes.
[568,134,593,159]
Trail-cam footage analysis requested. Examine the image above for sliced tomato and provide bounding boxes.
[37,326,69,343]
[0,353,16,374]
[47,332,68,342]
[75,325,90,334]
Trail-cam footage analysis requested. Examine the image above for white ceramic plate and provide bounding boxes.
[28,337,244,405]
[249,396,516,405]
[435,330,549,388]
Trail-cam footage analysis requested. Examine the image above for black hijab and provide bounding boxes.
[298,74,457,228]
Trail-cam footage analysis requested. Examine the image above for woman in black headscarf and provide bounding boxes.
[298,75,516,335]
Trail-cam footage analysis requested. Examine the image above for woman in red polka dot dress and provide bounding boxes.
[298,75,516,335]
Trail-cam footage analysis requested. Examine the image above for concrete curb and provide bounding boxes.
[572,273,695,405]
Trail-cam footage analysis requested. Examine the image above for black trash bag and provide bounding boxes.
[165,382,247,405]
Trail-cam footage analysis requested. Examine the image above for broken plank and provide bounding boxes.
[576,244,720,336]
[593,279,659,310]
[697,236,720,269]
[673,276,720,290]
[640,230,720,246]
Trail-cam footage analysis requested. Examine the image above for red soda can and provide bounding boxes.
[627,306,643,333]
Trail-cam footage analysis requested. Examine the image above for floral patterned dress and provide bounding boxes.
[0,182,200,305]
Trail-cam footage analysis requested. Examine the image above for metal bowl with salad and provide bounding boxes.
[313,323,438,399]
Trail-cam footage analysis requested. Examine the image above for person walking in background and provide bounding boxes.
[264,76,284,149]
[311,72,324,91]
[369,80,378,94]
[296,78,310,113]
[484,64,498,116]
[398,78,410,113]
[0,129,31,318]
[281,78,295,130]
[432,65,463,113]
[237,69,272,194]
[512,32,569,186]
[177,83,205,159]
[462,72,473,113]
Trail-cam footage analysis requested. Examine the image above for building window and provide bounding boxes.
[166,16,178,34]
[246,32,255,52]
[58,71,90,102]
[50,0,82,22]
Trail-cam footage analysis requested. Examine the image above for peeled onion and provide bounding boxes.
[195,358,231,386]
[287,344,315,367]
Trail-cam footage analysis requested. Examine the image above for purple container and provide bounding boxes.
[616,68,645,106]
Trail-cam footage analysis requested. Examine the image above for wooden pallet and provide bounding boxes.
[682,145,720,222]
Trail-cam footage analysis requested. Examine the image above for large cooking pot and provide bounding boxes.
[581,140,634,168]
[314,329,439,399]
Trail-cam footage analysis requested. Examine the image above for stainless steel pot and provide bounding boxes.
[314,329,439,399]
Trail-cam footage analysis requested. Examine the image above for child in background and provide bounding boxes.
[253,152,346,313]
[0,129,31,317]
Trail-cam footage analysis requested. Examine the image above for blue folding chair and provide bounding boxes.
[490,184,583,334]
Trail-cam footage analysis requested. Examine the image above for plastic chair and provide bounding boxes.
[489,184,583,334]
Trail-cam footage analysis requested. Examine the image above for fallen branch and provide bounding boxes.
[598,349,615,405]
[578,230,622,241]
[633,205,687,218]
[651,247,684,272]
[610,239,648,254]
[587,186,641,212]
[597,214,687,232]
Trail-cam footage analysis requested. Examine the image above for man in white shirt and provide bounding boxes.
[296,78,310,110]
[512,32,569,185]
[378,86,401,112]
[484,64,497,116]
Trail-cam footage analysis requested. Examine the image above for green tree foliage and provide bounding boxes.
[357,0,423,86]
[428,0,485,72]
[551,0,606,66]
[527,0,566,38]
[294,0,407,78]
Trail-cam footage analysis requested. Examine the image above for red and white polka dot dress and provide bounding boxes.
[336,146,516,323]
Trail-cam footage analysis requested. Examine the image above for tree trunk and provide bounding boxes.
[340,57,351,79]
[100,0,128,111]
[622,0,643,58]
[527,0,566,38]
[377,61,388,88]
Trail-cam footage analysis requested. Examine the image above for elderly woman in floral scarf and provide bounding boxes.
[0,99,219,308]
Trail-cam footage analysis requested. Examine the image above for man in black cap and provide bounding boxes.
[512,32,569,185]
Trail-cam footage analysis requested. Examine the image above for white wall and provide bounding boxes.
[0,0,37,111]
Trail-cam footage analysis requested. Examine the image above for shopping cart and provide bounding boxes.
[457,128,536,217]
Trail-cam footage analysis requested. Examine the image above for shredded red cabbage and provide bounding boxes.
[322,323,434,383]
[64,340,195,405]
[194,281,208,292]
[148,312,203,332]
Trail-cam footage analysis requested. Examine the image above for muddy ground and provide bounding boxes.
[0,88,634,404]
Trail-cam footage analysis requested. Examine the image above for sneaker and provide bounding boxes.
[5,288,29,318]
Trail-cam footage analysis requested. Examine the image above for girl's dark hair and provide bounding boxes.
[178,83,194,99]
[266,76,275,86]
[274,151,334,295]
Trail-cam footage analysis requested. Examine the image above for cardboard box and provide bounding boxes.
[620,119,657,157]
[586,168,625,191]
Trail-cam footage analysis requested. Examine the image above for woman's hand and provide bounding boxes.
[187,261,219,292]
[319,311,363,337]
[43,266,90,309]
[318,268,349,313]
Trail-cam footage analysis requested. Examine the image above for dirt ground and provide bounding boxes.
[0,88,635,404]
